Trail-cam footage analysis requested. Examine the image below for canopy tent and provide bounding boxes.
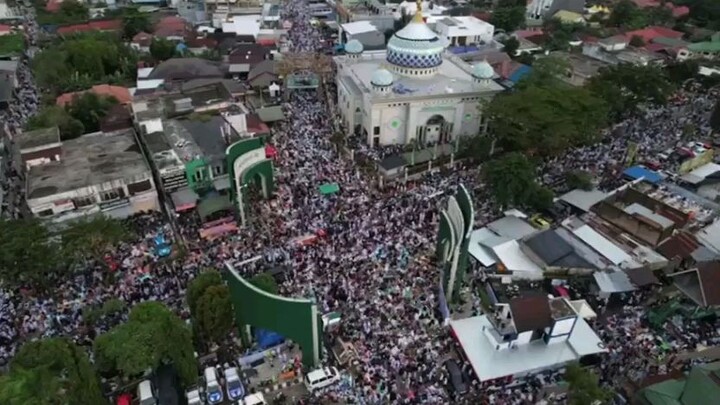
[197,194,233,220]
[319,183,340,195]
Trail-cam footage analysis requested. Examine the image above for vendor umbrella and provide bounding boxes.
[319,183,340,195]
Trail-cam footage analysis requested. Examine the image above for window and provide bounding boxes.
[373,126,380,135]
[73,196,95,208]
[37,209,53,217]
[127,180,152,195]
[100,190,119,202]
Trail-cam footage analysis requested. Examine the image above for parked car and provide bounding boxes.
[304,367,341,392]
[224,366,245,401]
[204,366,223,404]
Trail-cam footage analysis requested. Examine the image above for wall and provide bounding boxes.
[372,103,408,145]
[223,262,320,367]
[593,201,664,246]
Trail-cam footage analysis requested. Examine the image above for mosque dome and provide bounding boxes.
[386,10,444,71]
[472,60,495,80]
[371,68,394,87]
[345,39,364,55]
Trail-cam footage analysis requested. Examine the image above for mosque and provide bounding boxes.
[333,2,503,147]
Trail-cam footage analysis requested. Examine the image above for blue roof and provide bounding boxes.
[623,166,662,184]
[450,45,479,54]
[508,65,532,83]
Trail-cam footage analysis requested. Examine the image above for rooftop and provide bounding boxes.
[509,295,552,332]
[148,58,225,81]
[335,51,503,99]
[17,127,61,151]
[56,85,132,107]
[525,229,596,270]
[450,315,607,382]
[27,130,151,200]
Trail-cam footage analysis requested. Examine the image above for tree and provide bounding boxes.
[66,92,119,133]
[483,152,537,208]
[25,105,85,140]
[61,216,131,264]
[607,0,648,29]
[628,35,645,47]
[195,285,234,345]
[501,37,520,56]
[250,272,279,295]
[150,38,176,61]
[457,134,493,161]
[486,85,608,156]
[3,338,106,405]
[565,170,594,190]
[588,64,674,120]
[491,6,526,32]
[121,7,151,40]
[94,302,196,386]
[665,60,699,84]
[517,55,571,89]
[0,219,65,290]
[565,362,613,405]
[529,185,555,211]
[187,270,224,316]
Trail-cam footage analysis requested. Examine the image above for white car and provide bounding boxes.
[223,366,245,401]
[304,366,341,392]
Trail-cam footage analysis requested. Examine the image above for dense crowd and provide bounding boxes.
[2,0,720,403]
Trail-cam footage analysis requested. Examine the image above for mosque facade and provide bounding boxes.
[333,5,503,147]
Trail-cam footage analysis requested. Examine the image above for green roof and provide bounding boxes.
[680,363,720,405]
[688,34,720,53]
[319,183,340,195]
[641,380,684,405]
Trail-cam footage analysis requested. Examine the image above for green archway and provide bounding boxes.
[223,260,321,367]
[226,138,275,226]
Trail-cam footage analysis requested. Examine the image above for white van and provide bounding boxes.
[137,380,157,405]
[244,392,267,405]
[204,366,223,404]
[304,367,341,392]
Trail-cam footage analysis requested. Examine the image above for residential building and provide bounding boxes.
[334,11,502,147]
[450,295,607,384]
[247,60,280,89]
[24,129,160,221]
[56,84,132,107]
[153,16,192,41]
[340,21,386,50]
[526,0,584,21]
[131,32,153,53]
[14,127,62,169]
[679,33,720,60]
[228,43,271,78]
[434,16,494,47]
[55,19,122,36]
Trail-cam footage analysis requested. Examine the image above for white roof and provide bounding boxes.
[341,20,378,35]
[437,16,494,37]
[137,79,164,90]
[572,225,631,265]
[594,271,636,293]
[625,203,674,229]
[468,228,498,266]
[697,220,720,254]
[450,315,607,382]
[559,189,607,212]
[222,15,261,38]
[492,240,542,275]
[569,299,597,319]
[137,67,154,79]
[681,162,720,184]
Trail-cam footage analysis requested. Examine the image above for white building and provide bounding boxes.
[450,295,607,383]
[334,10,502,147]
[24,129,160,221]
[434,16,495,47]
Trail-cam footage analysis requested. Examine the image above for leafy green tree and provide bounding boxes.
[517,55,571,89]
[187,269,223,316]
[25,105,85,140]
[502,36,520,56]
[0,219,65,290]
[61,216,131,264]
[483,152,537,208]
[195,285,234,345]
[529,185,555,211]
[565,170,594,191]
[250,272,279,295]
[607,0,648,29]
[588,64,674,120]
[150,38,177,61]
[491,6,526,32]
[94,302,196,386]
[457,134,493,161]
[3,338,107,405]
[628,35,645,47]
[121,7,152,39]
[486,85,608,156]
[66,92,119,133]
[665,60,699,84]
[565,362,613,405]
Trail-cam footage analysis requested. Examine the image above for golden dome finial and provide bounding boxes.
[412,0,424,23]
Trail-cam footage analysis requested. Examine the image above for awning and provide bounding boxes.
[197,194,233,220]
[256,105,284,122]
[319,183,340,195]
[171,188,198,212]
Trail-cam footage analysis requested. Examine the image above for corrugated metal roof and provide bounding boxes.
[468,228,498,267]
[594,271,636,293]
[487,216,537,240]
[573,225,631,265]
[493,240,542,275]
[625,203,674,229]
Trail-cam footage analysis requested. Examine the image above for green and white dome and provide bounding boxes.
[345,39,364,55]
[472,60,494,80]
[371,68,394,87]
[386,13,444,70]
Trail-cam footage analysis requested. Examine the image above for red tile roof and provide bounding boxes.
[657,232,700,261]
[624,26,684,43]
[0,24,12,32]
[154,26,188,39]
[631,0,690,17]
[56,85,132,107]
[46,0,62,12]
[56,19,122,35]
[186,37,217,49]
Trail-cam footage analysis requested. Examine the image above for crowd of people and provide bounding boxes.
[2,0,720,403]
[0,1,39,220]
